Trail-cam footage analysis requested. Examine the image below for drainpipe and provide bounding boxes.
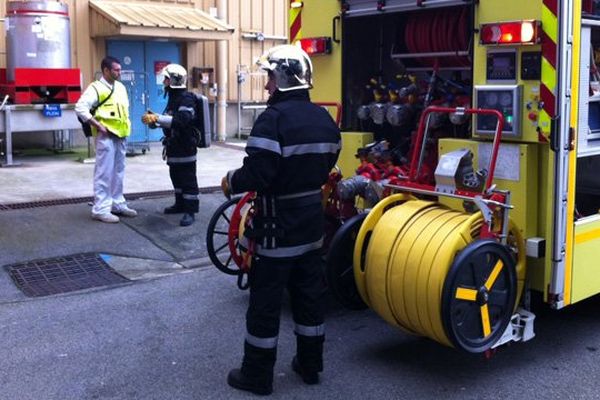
[216,0,228,142]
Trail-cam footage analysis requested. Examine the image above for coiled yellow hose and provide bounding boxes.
[353,199,525,349]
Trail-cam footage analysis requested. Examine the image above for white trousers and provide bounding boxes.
[92,134,128,215]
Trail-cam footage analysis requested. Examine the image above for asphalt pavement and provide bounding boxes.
[2,141,600,399]
[0,140,246,300]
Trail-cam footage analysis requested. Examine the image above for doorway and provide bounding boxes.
[106,40,182,143]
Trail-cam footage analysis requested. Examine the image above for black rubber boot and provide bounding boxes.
[164,204,184,214]
[179,213,195,226]
[295,334,324,375]
[291,356,319,385]
[227,368,273,396]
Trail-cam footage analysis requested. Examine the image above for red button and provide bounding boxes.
[528,112,537,121]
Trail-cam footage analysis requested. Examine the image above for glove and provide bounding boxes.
[141,112,159,125]
[221,176,231,199]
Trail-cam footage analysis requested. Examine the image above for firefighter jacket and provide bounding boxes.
[227,90,341,258]
[160,89,198,165]
[91,80,131,138]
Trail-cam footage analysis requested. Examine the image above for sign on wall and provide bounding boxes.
[154,61,171,85]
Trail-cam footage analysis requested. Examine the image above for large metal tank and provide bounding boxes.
[5,1,71,82]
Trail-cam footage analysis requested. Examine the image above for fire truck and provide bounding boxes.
[206,0,600,354]
[286,0,600,354]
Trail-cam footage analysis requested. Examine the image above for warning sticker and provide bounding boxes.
[154,61,171,85]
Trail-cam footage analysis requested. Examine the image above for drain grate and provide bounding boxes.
[5,253,129,297]
[0,186,220,212]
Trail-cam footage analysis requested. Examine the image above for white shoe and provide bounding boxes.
[92,212,120,223]
[112,206,138,217]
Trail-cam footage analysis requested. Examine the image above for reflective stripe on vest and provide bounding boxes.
[92,81,131,138]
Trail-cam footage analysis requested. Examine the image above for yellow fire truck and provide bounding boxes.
[289,0,600,353]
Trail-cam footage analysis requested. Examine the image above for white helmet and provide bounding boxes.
[160,63,187,89]
[256,44,313,92]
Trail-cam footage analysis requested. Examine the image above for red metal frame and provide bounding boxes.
[0,68,82,104]
[315,102,342,126]
[408,106,504,192]
[228,192,256,271]
[395,106,506,240]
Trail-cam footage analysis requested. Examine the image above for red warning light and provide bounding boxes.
[480,21,539,45]
[298,37,332,56]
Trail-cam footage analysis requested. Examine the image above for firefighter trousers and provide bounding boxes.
[168,162,199,213]
[241,251,326,382]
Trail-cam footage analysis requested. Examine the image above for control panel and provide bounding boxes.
[473,43,543,142]
[521,51,542,80]
[474,85,522,137]
[487,50,517,82]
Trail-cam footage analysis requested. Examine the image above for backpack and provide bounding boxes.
[190,92,211,148]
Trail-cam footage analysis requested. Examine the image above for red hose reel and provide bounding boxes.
[404,7,470,68]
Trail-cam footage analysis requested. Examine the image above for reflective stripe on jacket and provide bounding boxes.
[229,90,341,258]
[162,90,198,163]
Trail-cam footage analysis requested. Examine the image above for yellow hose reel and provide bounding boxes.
[353,199,525,353]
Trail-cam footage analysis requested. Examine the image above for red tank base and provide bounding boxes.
[0,68,82,104]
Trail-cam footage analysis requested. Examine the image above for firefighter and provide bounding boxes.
[141,64,199,226]
[221,44,341,395]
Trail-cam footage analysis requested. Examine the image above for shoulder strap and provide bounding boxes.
[90,81,115,115]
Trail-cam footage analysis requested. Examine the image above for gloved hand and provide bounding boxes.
[221,176,231,199]
[141,112,159,125]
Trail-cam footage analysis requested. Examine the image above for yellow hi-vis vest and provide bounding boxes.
[91,80,131,138]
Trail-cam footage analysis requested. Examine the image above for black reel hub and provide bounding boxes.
[441,239,517,353]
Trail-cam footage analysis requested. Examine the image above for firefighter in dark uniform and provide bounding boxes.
[221,44,341,395]
[141,64,199,226]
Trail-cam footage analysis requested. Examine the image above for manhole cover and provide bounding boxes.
[5,253,129,297]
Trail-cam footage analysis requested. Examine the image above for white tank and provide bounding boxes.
[5,1,71,82]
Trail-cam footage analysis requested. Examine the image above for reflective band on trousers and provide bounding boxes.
[167,155,197,163]
[281,141,341,157]
[295,323,325,337]
[247,136,282,154]
[182,193,199,200]
[246,333,278,349]
[253,237,324,258]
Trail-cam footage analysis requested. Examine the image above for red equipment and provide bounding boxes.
[0,67,81,104]
[395,105,506,240]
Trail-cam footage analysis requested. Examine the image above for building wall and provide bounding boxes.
[0,0,288,105]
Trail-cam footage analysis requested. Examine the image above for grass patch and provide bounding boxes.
[15,146,92,160]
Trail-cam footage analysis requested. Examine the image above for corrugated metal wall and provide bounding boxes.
[0,0,287,102]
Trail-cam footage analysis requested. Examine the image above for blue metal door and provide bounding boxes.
[106,40,182,143]
[106,40,149,147]
[144,42,182,141]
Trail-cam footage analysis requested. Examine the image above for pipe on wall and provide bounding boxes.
[217,0,228,141]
